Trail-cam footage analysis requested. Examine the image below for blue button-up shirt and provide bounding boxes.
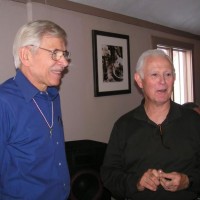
[0,70,70,200]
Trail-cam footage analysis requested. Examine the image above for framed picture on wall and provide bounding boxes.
[92,30,131,97]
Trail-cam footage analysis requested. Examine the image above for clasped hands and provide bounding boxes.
[137,169,189,192]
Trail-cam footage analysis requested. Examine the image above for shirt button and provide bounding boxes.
[59,162,62,166]
[56,141,59,145]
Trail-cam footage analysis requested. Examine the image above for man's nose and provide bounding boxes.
[59,55,70,67]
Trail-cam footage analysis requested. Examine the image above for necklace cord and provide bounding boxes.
[32,98,54,136]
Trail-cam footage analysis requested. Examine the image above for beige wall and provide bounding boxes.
[1,0,200,143]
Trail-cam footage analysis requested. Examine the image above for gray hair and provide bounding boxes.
[13,20,67,69]
[135,49,175,79]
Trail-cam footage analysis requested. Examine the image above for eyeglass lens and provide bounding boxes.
[52,50,70,61]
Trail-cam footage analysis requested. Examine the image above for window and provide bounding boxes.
[152,37,194,104]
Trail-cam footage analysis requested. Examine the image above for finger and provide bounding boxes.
[152,169,160,178]
[144,177,158,191]
[159,172,173,181]
[164,185,177,192]
[145,173,160,190]
[160,181,170,190]
[160,177,171,188]
[140,169,161,191]
[160,178,178,192]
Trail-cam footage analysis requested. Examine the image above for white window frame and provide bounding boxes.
[152,37,194,104]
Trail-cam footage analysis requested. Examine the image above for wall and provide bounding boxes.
[1,0,200,143]
[0,0,27,82]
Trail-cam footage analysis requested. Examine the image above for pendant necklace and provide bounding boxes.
[32,98,54,138]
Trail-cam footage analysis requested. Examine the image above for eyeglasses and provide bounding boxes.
[31,45,71,61]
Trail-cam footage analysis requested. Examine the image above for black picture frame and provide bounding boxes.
[92,30,131,97]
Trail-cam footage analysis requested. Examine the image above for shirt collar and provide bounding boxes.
[133,100,182,124]
[14,70,59,102]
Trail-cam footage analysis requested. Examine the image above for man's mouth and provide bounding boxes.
[157,89,167,93]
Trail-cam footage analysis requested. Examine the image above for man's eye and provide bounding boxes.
[52,50,58,55]
[165,73,172,77]
[151,73,158,77]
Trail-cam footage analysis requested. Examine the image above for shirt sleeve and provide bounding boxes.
[187,116,200,193]
[0,100,15,177]
[100,122,139,199]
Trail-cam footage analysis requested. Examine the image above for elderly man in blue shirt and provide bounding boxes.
[0,20,71,199]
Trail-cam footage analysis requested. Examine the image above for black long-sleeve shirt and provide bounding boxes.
[101,101,200,200]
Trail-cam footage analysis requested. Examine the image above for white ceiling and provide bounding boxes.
[68,0,200,36]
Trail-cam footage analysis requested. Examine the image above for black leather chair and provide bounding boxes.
[65,140,111,200]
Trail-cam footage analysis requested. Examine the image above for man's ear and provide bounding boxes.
[19,46,31,66]
[134,72,143,89]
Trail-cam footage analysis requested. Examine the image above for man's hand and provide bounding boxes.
[137,169,160,191]
[159,171,190,192]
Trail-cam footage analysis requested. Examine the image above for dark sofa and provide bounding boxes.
[65,140,111,200]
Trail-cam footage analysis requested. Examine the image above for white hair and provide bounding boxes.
[135,49,175,79]
[13,20,67,68]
